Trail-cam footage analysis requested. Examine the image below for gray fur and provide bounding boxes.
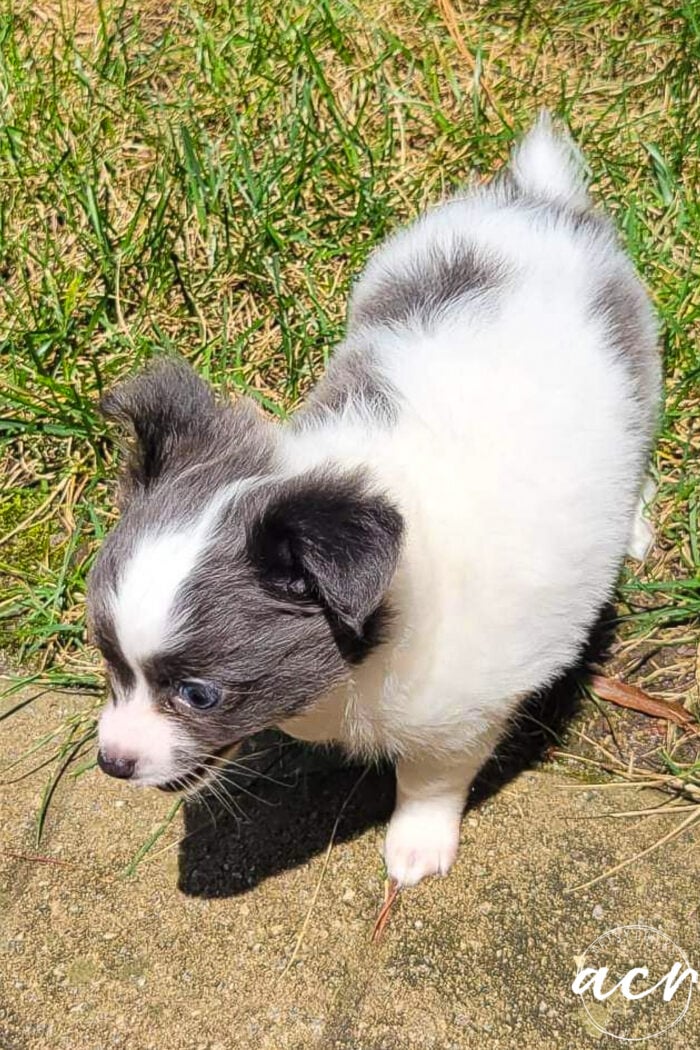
[349,241,505,332]
[590,271,662,444]
[489,167,613,239]
[88,362,403,769]
[89,358,275,577]
[140,545,350,750]
[135,488,348,751]
[87,357,277,694]
[100,357,276,510]
[89,605,135,693]
[299,338,399,426]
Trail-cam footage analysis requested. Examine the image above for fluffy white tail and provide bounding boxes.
[509,111,590,209]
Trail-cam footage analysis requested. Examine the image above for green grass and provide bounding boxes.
[1,2,698,707]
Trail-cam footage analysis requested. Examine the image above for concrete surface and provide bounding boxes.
[1,688,699,1049]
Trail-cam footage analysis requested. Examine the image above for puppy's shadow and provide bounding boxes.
[178,611,615,897]
[178,737,395,898]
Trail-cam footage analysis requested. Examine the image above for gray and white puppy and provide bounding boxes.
[89,115,660,885]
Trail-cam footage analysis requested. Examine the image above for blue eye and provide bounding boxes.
[177,680,221,710]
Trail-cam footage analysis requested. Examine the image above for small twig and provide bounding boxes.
[280,769,368,977]
[566,806,700,893]
[667,776,700,802]
[603,804,700,818]
[1,849,73,867]
[556,763,700,805]
[371,878,400,942]
[550,750,631,776]
[568,726,625,766]
[561,780,667,791]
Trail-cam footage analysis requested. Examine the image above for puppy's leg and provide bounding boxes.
[384,752,477,887]
[627,476,657,562]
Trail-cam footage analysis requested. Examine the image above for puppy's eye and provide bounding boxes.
[177,680,221,711]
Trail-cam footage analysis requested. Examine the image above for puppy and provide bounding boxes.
[89,115,661,885]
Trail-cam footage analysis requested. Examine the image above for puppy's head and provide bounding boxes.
[88,358,403,790]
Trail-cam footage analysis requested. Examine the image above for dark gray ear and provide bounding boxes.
[248,472,404,634]
[100,357,220,489]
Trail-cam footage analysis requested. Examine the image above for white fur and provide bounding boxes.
[282,259,651,755]
[510,109,590,208]
[98,673,196,787]
[113,481,248,666]
[100,121,660,882]
[382,751,481,885]
[100,480,251,784]
[279,124,659,882]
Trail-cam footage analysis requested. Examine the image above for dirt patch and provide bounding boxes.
[1,688,699,1049]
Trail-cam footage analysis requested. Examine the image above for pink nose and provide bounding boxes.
[97,750,136,780]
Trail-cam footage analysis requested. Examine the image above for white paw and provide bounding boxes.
[628,515,654,562]
[627,477,657,562]
[384,803,461,886]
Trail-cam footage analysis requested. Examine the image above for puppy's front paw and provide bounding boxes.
[384,803,461,887]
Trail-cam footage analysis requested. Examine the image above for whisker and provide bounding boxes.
[206,755,293,790]
[209,767,277,808]
[204,770,248,822]
[185,779,219,826]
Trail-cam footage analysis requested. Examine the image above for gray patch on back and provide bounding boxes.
[489,169,613,241]
[590,270,662,445]
[298,339,399,427]
[349,242,505,332]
